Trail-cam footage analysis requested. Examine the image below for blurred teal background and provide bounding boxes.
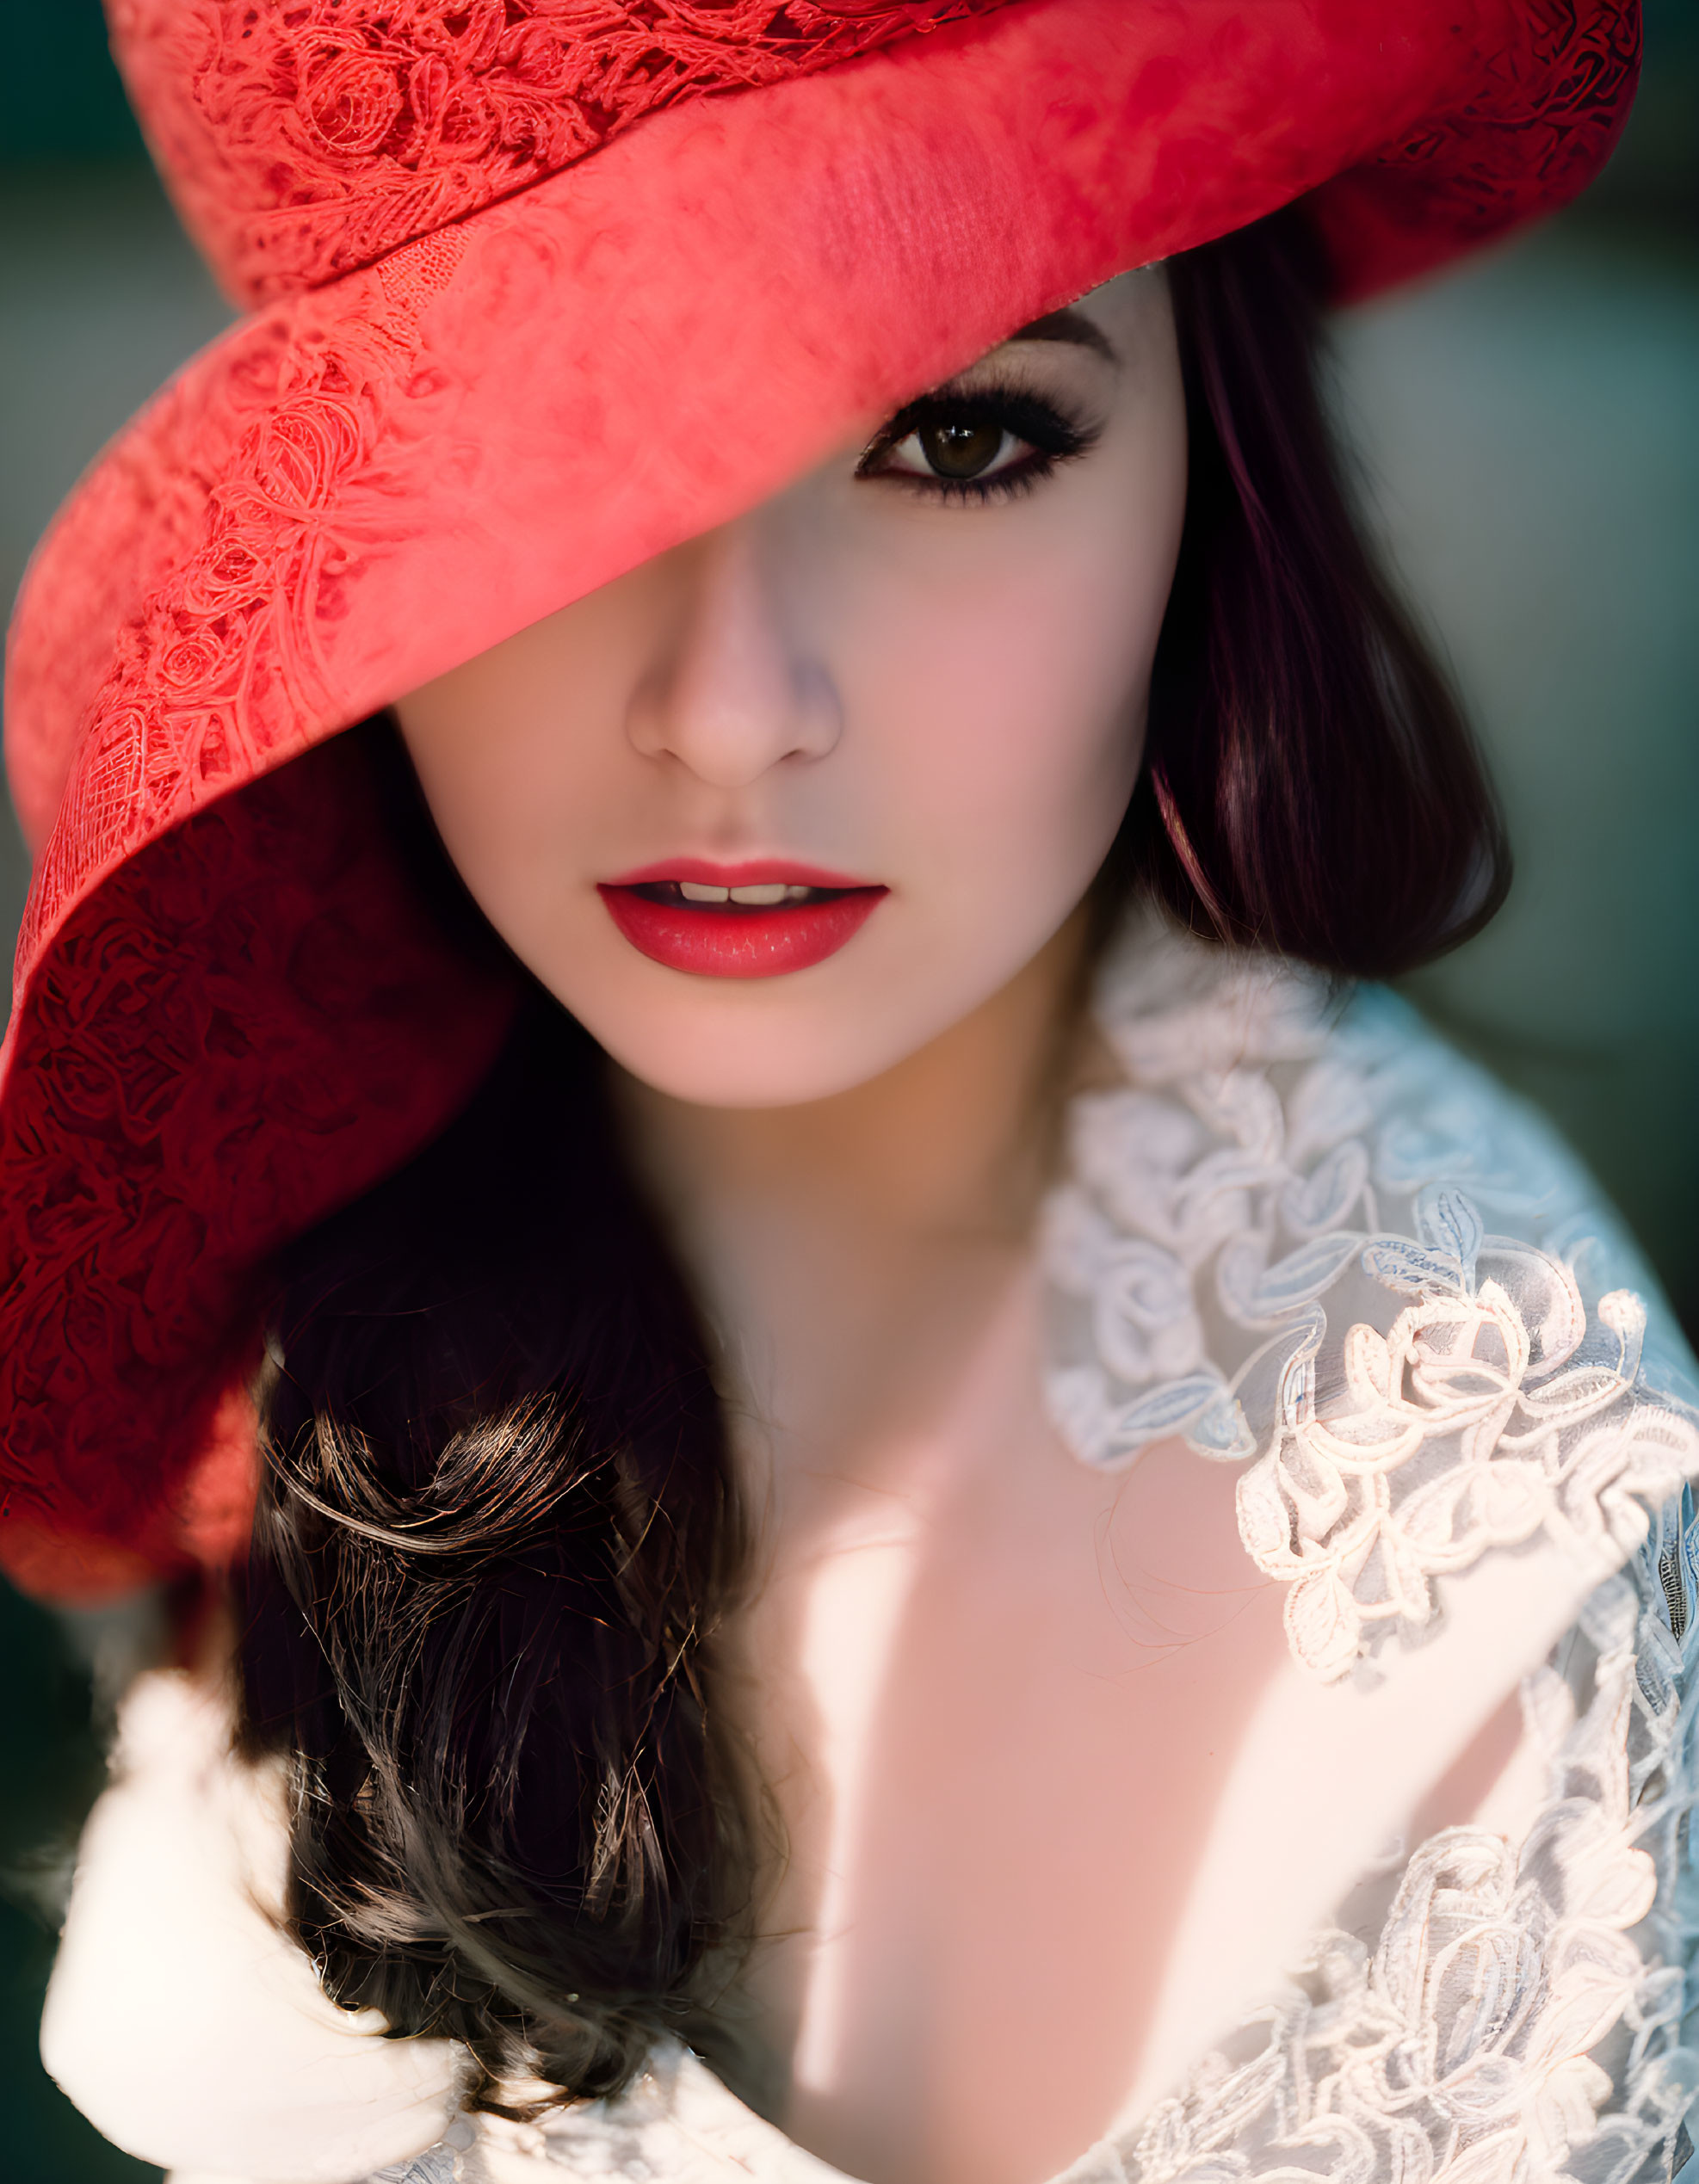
[1,3,1696,2176]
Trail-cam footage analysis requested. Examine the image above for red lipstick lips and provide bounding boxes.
[598,861,887,978]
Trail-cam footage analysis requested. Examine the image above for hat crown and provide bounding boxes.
[108,0,1013,305]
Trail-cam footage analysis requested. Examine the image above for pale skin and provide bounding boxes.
[395,274,1522,2184]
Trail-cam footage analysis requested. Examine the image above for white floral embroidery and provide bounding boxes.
[1043,917,1699,1682]
[1110,1494,1699,2184]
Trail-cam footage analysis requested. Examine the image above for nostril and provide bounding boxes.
[627,653,841,782]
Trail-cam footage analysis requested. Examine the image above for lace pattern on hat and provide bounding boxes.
[111,0,1018,301]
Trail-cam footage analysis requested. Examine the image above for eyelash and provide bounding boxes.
[855,384,1102,505]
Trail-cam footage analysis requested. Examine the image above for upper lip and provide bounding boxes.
[602,858,882,891]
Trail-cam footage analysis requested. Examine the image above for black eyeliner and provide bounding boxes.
[856,379,1103,503]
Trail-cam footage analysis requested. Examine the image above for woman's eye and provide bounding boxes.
[889,419,1020,484]
[856,388,1097,502]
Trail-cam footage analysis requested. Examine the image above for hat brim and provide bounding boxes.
[0,0,1637,1594]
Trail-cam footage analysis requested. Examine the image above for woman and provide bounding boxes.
[6,3,1697,2181]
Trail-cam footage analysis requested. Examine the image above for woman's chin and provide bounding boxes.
[559,963,968,1110]
[590,1012,930,1111]
[526,904,1076,1113]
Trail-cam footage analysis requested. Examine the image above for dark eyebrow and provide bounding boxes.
[1005,308,1117,362]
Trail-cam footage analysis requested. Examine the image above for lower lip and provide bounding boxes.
[597,886,887,978]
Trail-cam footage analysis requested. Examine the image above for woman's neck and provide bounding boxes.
[613,911,1090,1489]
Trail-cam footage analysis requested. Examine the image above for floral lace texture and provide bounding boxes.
[0,731,517,1595]
[12,225,473,984]
[1307,0,1640,296]
[1042,922,1699,1682]
[109,0,1015,302]
[106,0,1642,309]
[1115,1488,1699,2184]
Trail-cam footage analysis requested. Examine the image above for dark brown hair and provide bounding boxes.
[242,999,754,2106]
[238,206,1509,2108]
[1123,207,1509,972]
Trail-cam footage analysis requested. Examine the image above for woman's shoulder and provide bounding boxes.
[1043,910,1699,1683]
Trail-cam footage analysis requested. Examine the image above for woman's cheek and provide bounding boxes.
[862,558,1148,936]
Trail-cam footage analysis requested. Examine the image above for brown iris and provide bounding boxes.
[918,419,1006,479]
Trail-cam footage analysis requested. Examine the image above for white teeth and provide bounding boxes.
[675,879,821,907]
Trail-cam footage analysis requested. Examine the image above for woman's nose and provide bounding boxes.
[625,516,841,787]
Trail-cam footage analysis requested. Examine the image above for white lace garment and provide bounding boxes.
[48,921,1699,2184]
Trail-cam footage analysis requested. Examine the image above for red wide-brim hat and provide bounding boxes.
[0,0,1640,1600]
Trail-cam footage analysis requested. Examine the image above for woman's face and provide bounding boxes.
[395,269,1187,1108]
